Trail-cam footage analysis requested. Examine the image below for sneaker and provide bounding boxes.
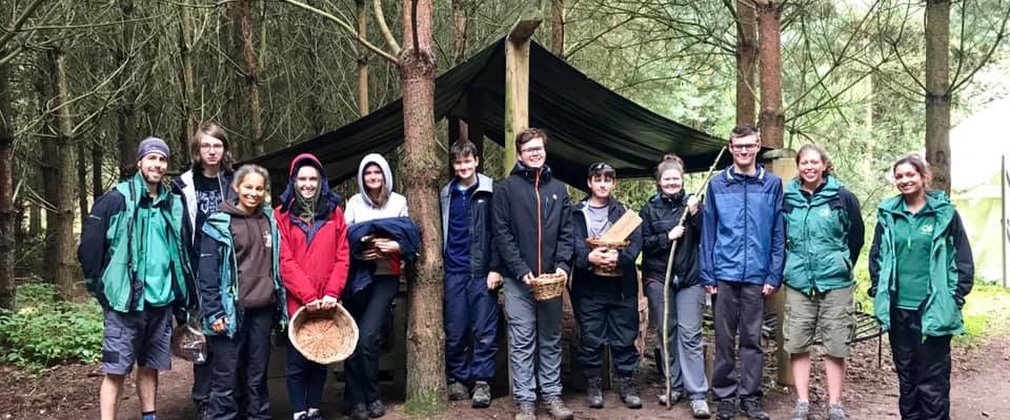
[306,409,324,420]
[585,376,604,408]
[471,381,492,408]
[514,401,536,420]
[828,403,848,420]
[790,400,810,420]
[366,399,386,418]
[716,399,736,420]
[691,399,712,419]
[618,375,642,409]
[349,403,370,420]
[448,379,469,401]
[658,390,682,405]
[543,396,574,420]
[740,398,770,420]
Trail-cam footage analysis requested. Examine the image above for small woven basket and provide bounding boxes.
[288,304,359,364]
[586,238,630,277]
[530,273,567,301]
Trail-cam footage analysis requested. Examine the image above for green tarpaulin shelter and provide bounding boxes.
[249,38,729,187]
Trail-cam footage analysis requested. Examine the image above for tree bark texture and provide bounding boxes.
[116,0,140,180]
[357,0,370,116]
[77,141,87,227]
[399,0,446,410]
[235,0,264,157]
[756,0,784,149]
[44,47,80,299]
[451,0,469,64]
[925,0,951,192]
[92,143,103,200]
[550,0,565,58]
[0,60,16,309]
[178,1,199,144]
[735,0,758,126]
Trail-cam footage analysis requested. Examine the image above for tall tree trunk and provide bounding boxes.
[550,0,564,57]
[0,60,16,309]
[235,0,264,157]
[735,0,758,126]
[356,0,370,116]
[756,0,784,149]
[399,0,446,410]
[77,141,87,227]
[178,1,199,143]
[925,0,951,192]
[451,0,468,63]
[116,0,140,180]
[92,143,103,199]
[44,46,79,299]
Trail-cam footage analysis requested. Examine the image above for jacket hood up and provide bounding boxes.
[278,153,342,215]
[357,153,394,207]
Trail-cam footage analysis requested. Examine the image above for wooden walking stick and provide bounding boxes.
[663,146,726,409]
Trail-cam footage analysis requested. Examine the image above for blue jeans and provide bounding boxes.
[645,281,709,401]
[444,271,500,383]
[503,276,562,402]
[285,338,328,413]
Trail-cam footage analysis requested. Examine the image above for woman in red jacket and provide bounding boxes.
[275,153,350,420]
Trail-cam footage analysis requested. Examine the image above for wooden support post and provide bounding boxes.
[503,11,541,176]
[447,116,464,177]
[763,148,797,386]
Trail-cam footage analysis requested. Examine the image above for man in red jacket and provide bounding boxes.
[275,153,350,420]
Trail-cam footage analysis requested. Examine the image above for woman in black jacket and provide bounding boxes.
[639,155,710,418]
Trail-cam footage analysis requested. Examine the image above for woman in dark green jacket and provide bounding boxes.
[782,145,864,420]
[869,153,974,420]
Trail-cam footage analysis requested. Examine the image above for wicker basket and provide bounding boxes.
[288,304,359,364]
[530,273,567,301]
[586,238,630,277]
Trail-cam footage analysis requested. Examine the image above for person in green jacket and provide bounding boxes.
[782,145,864,420]
[79,137,190,420]
[869,153,974,420]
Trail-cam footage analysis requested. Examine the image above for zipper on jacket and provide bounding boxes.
[535,168,543,275]
[743,178,748,282]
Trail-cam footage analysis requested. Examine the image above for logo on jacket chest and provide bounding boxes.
[919,224,934,235]
[263,230,272,248]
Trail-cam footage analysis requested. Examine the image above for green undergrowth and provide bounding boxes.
[0,283,103,370]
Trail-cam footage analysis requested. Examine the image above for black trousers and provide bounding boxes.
[343,276,399,405]
[207,307,274,420]
[711,281,765,400]
[572,291,640,378]
[889,307,952,420]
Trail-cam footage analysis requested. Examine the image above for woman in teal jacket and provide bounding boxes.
[782,145,863,420]
[869,153,973,420]
[198,164,287,420]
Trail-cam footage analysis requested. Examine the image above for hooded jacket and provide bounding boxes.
[78,173,190,313]
[868,191,974,336]
[439,173,499,277]
[571,196,642,299]
[783,176,864,295]
[639,191,702,289]
[275,153,350,318]
[198,201,286,338]
[492,162,574,279]
[170,168,236,252]
[699,165,785,287]
[346,217,421,296]
[344,153,408,224]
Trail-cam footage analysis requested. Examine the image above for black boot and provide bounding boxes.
[586,376,604,409]
[618,375,642,409]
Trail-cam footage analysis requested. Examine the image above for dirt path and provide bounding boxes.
[3,334,1008,419]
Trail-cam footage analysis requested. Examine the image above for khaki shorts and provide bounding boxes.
[783,285,855,358]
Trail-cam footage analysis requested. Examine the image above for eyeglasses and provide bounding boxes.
[200,143,225,151]
[520,146,545,155]
[590,162,614,171]
[729,143,759,151]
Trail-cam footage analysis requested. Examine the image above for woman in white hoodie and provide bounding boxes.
[343,153,408,420]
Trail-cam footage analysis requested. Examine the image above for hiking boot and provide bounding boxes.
[740,398,770,420]
[366,399,386,418]
[306,409,325,420]
[514,401,536,420]
[349,403,370,420]
[790,400,810,420]
[658,390,682,405]
[828,403,848,420]
[585,376,604,408]
[448,379,469,401]
[543,396,574,420]
[716,399,736,420]
[618,375,642,409]
[471,381,492,408]
[691,399,713,419]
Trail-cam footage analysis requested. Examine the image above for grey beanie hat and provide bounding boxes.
[137,137,170,160]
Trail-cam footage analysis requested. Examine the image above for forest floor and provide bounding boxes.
[1,332,1008,420]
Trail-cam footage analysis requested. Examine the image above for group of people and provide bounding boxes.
[77,121,973,420]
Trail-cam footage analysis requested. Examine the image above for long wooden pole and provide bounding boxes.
[663,146,726,408]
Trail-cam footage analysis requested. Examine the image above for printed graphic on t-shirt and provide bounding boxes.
[197,189,223,216]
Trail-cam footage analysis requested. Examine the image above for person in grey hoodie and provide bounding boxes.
[342,153,408,420]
